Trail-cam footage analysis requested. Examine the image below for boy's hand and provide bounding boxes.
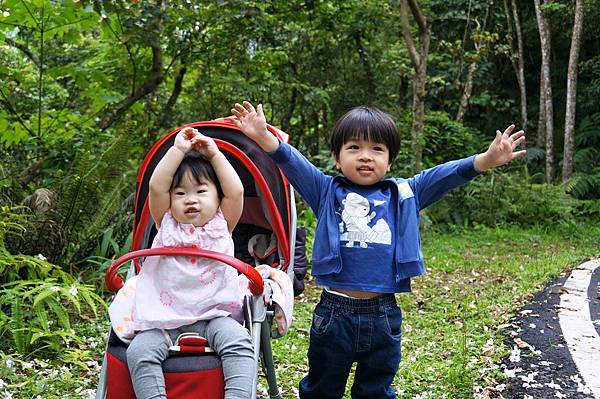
[474,125,526,172]
[193,132,220,160]
[231,101,279,152]
[174,127,198,153]
[231,101,267,139]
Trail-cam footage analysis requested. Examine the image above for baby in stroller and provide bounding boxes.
[109,127,254,399]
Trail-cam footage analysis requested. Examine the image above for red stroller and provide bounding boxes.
[96,118,303,399]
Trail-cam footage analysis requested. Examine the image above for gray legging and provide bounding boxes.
[126,317,255,399]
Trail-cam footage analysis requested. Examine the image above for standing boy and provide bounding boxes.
[232,101,525,399]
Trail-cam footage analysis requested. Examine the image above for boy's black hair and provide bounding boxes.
[330,106,401,164]
[171,151,223,199]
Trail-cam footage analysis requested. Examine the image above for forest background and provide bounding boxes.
[0,0,599,398]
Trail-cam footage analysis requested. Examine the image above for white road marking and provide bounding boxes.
[558,259,600,398]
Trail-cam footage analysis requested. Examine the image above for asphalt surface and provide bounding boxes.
[497,261,599,399]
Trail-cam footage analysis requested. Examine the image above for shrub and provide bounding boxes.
[0,206,105,356]
[427,170,581,227]
[394,110,480,175]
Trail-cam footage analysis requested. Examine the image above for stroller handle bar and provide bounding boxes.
[105,247,264,295]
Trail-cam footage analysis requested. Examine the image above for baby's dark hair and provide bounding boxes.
[171,151,223,199]
[330,106,401,164]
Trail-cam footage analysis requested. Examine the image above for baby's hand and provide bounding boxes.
[193,132,220,160]
[174,127,198,153]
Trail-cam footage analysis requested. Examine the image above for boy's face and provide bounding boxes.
[334,138,391,186]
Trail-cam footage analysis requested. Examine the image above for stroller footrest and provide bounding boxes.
[170,345,214,354]
[169,333,213,354]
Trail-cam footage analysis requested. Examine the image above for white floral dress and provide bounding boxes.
[109,209,243,342]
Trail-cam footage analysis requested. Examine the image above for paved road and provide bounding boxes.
[498,259,600,399]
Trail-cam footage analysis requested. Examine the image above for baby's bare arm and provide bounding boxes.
[149,129,194,227]
[210,152,244,233]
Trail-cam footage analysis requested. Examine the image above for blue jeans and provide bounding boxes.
[299,290,402,399]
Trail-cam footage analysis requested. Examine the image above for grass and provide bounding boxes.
[268,223,600,398]
[1,223,598,398]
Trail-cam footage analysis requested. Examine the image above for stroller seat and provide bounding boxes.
[105,329,225,399]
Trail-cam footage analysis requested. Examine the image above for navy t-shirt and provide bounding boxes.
[316,181,410,292]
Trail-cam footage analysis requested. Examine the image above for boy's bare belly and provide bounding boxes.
[333,288,385,299]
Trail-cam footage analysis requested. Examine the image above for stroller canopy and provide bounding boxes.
[131,118,292,270]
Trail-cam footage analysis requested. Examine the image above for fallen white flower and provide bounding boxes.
[546,381,562,389]
[509,346,521,363]
[519,372,538,383]
[504,367,522,378]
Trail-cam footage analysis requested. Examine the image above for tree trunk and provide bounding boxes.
[353,30,376,104]
[536,68,546,148]
[399,0,430,172]
[97,42,165,130]
[456,62,477,123]
[96,0,166,131]
[534,0,554,183]
[562,0,584,182]
[503,0,528,130]
[145,65,187,153]
[456,2,491,123]
[511,0,528,130]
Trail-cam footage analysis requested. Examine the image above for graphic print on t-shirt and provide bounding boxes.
[339,192,391,248]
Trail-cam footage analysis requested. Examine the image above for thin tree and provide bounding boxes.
[562,0,585,182]
[456,1,492,123]
[536,65,546,148]
[534,0,555,183]
[399,0,430,172]
[503,0,528,131]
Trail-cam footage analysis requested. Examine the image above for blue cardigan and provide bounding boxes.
[269,142,480,290]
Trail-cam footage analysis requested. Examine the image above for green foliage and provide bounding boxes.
[0,206,28,255]
[564,112,600,199]
[428,170,583,227]
[0,206,106,356]
[0,1,100,147]
[296,202,317,263]
[0,278,104,354]
[53,124,135,268]
[82,226,133,295]
[395,111,479,174]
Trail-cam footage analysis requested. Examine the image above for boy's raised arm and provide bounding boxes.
[232,101,330,212]
[231,101,280,152]
[411,125,526,210]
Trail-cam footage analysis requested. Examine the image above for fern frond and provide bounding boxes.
[576,112,600,147]
[573,147,600,171]
[46,300,71,330]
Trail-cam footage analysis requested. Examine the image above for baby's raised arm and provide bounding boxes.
[149,127,197,228]
[194,133,244,233]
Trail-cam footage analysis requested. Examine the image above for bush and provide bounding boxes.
[427,170,582,227]
[394,110,480,175]
[0,206,105,356]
